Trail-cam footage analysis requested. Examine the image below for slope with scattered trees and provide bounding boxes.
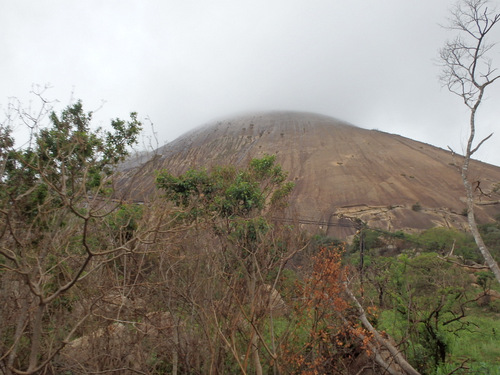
[0,95,423,374]
[2,1,500,371]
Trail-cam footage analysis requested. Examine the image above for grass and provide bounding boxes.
[447,312,500,367]
[436,362,500,374]
[378,305,500,372]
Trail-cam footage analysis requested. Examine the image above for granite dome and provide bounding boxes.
[122,111,500,237]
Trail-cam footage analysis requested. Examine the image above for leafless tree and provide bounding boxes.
[439,0,500,284]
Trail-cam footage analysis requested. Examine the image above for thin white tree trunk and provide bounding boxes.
[344,285,421,375]
[463,165,500,284]
[460,92,500,285]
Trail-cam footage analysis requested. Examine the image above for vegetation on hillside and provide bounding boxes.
[0,98,143,374]
[0,98,375,373]
[2,99,499,375]
[4,0,500,365]
[345,223,500,374]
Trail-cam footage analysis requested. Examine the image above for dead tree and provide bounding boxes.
[439,0,500,284]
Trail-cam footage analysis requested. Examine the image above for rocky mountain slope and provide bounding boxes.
[120,111,500,238]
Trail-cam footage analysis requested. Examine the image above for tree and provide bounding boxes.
[281,245,421,375]
[379,253,474,373]
[156,155,303,374]
[0,97,144,374]
[280,246,351,374]
[439,0,500,284]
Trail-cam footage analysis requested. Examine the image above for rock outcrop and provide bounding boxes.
[120,111,500,238]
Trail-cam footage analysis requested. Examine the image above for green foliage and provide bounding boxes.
[156,154,293,219]
[416,227,478,260]
[0,99,143,373]
[347,219,495,374]
[350,229,386,253]
[107,204,144,243]
[228,217,270,250]
[349,226,481,262]
[155,168,212,207]
[437,362,500,375]
[379,296,500,375]
[156,155,297,277]
[434,313,500,373]
[375,253,478,373]
[1,101,142,221]
[154,156,300,373]
[479,222,500,263]
[39,102,140,189]
[223,172,264,214]
[392,230,409,239]
[308,234,343,257]
[477,271,495,294]
[412,202,422,211]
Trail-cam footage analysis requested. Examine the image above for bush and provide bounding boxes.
[412,202,422,211]
[416,227,479,261]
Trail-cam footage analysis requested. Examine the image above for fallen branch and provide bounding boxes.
[343,284,421,375]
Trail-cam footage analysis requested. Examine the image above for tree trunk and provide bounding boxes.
[28,303,45,373]
[249,263,263,375]
[6,289,29,374]
[438,0,500,285]
[463,174,500,284]
[462,99,500,285]
[251,330,263,375]
[344,285,421,375]
[171,319,179,375]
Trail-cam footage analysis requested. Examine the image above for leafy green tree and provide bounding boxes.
[156,155,301,374]
[380,253,474,373]
[156,155,294,218]
[416,227,478,261]
[476,270,494,295]
[0,99,142,374]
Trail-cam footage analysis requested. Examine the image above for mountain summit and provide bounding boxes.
[122,111,500,238]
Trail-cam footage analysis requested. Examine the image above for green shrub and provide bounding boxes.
[416,227,479,261]
[412,202,422,211]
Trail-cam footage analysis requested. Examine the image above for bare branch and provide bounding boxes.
[440,0,500,285]
[344,284,421,375]
[470,132,493,154]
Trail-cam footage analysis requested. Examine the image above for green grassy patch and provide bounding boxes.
[378,307,500,372]
[447,313,500,365]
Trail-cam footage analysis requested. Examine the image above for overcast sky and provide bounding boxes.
[2,0,500,166]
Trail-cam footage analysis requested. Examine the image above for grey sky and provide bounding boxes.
[2,0,500,166]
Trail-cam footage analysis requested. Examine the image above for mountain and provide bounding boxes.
[120,111,500,238]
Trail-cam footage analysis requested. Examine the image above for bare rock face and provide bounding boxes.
[121,111,500,238]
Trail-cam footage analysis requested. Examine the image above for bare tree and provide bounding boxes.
[439,0,500,284]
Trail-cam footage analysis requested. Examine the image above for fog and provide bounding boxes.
[2,0,499,165]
